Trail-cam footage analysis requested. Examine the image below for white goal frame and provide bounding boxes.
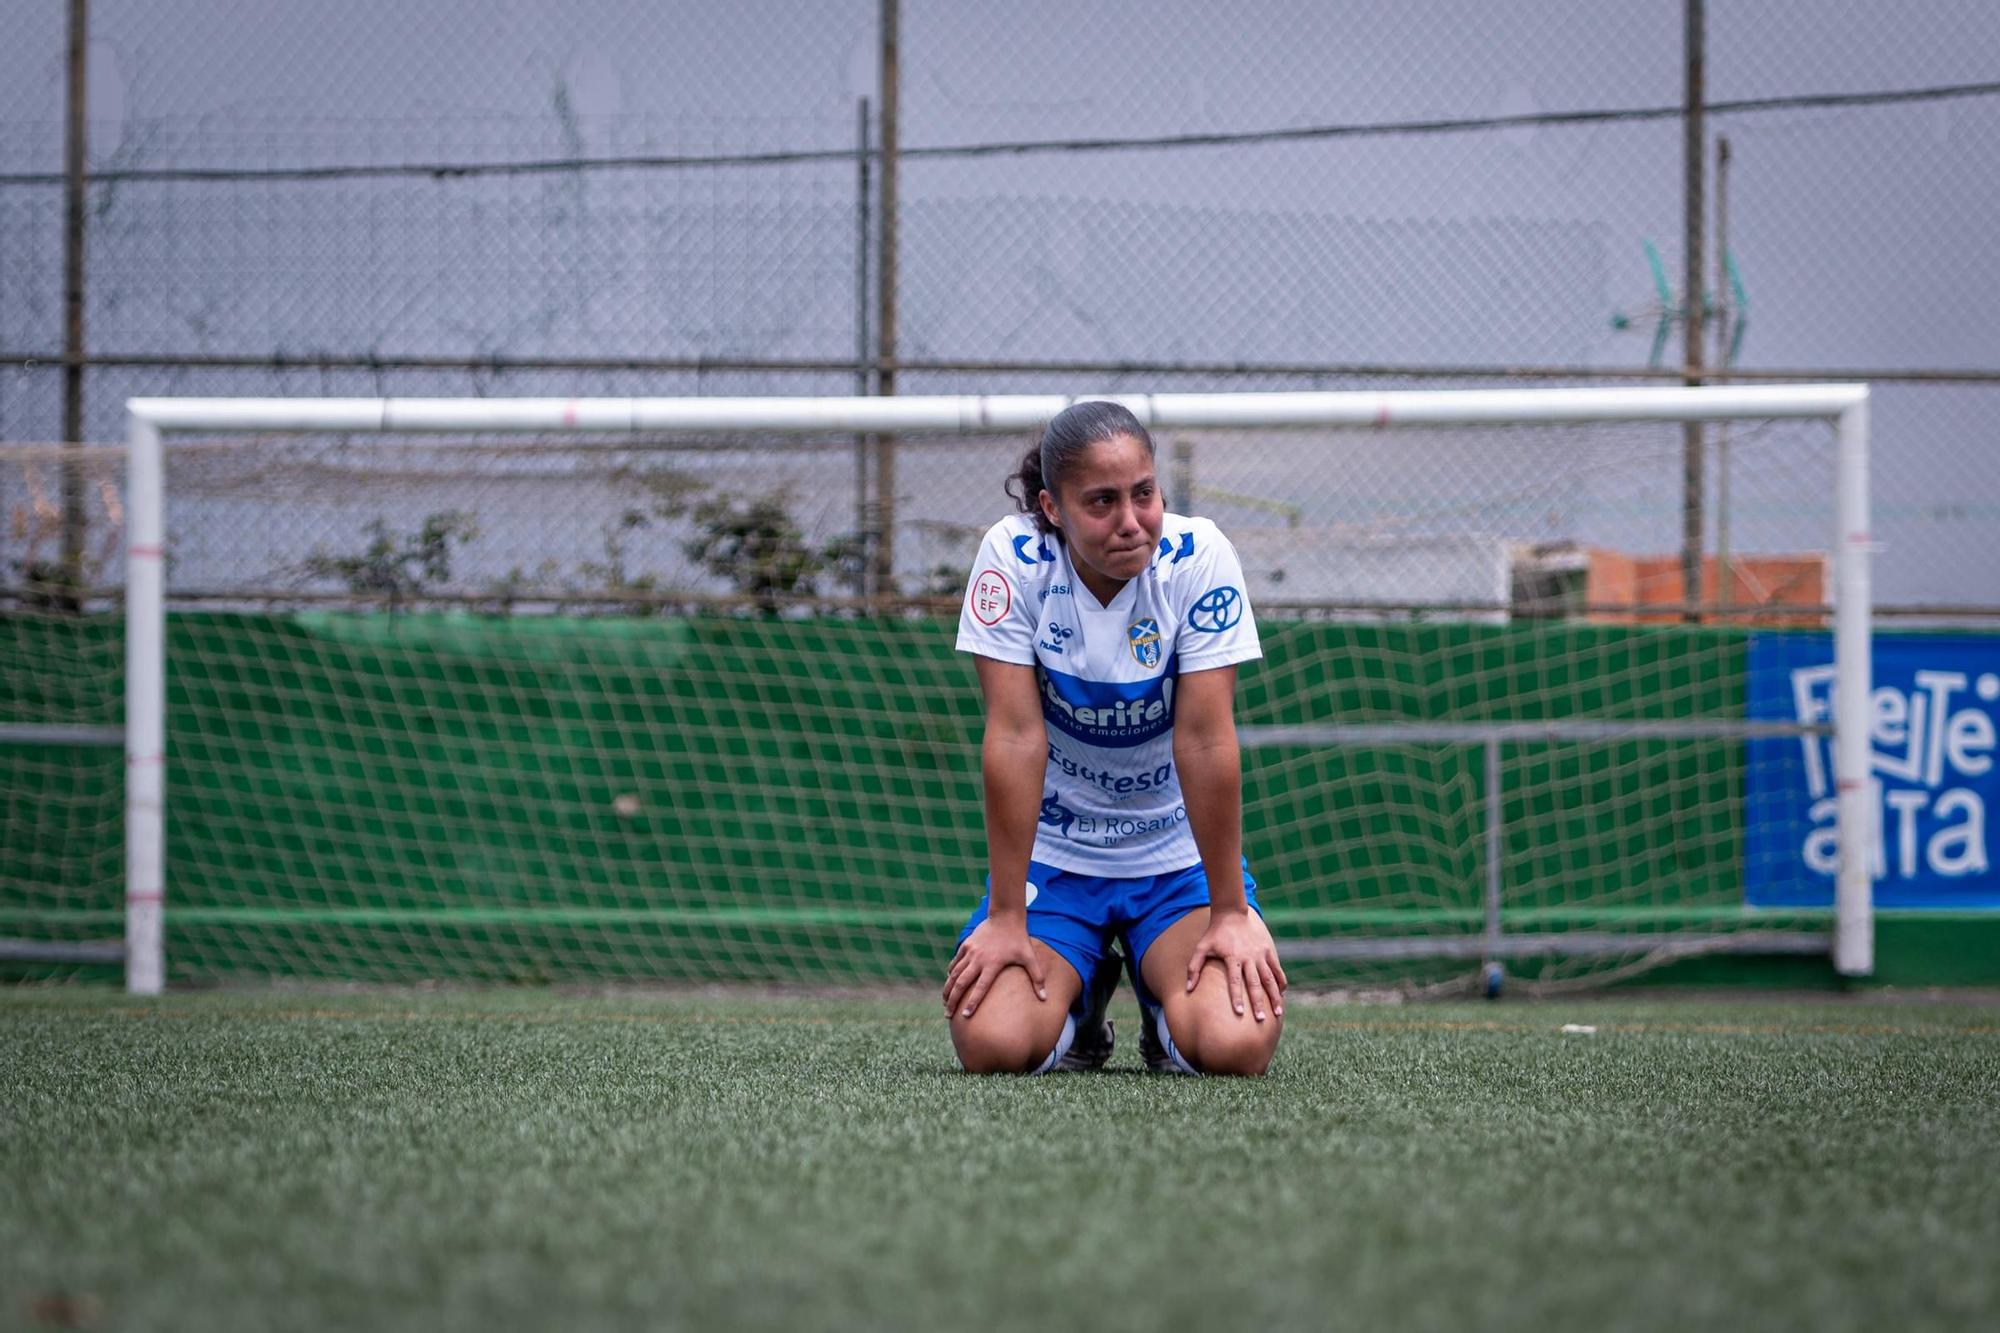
[116,384,1874,994]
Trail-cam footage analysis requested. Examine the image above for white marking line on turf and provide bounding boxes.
[65,1007,2000,1038]
[1288,1019,2000,1038]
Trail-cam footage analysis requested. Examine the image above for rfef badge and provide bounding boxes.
[970,568,1011,626]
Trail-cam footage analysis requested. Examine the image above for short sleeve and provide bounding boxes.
[1173,524,1262,673]
[955,521,1038,664]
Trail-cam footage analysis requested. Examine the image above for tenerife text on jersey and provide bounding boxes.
[1038,658,1178,748]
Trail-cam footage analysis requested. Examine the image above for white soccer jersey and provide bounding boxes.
[956,511,1262,877]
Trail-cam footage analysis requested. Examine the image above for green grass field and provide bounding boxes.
[4,988,1998,1333]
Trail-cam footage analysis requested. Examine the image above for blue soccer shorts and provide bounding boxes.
[955,858,1263,1019]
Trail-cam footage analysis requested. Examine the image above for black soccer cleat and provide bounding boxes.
[1137,1002,1179,1074]
[1056,1016,1115,1071]
[1054,949,1124,1071]
[1123,950,1186,1074]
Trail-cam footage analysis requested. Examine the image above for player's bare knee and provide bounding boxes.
[950,1003,1064,1074]
[951,1024,1041,1074]
[1176,1006,1280,1076]
[1197,1021,1279,1076]
[952,1012,1064,1072]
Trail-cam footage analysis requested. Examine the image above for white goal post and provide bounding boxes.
[115,384,1874,994]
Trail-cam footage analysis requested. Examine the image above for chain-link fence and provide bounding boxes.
[3,1,1996,613]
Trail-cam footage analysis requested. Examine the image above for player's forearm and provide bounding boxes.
[981,729,1047,918]
[1175,732,1247,914]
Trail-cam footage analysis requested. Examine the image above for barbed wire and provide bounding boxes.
[2,78,1994,188]
[5,350,1998,385]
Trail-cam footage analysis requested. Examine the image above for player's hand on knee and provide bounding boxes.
[1186,909,1287,1022]
[944,918,1049,1018]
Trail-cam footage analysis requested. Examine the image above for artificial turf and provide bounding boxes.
[3,988,1997,1333]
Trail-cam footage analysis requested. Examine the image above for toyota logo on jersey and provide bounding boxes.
[1188,586,1243,633]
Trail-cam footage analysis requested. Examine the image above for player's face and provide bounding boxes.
[1040,433,1164,602]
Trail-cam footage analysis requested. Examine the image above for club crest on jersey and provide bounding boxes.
[1127,618,1163,668]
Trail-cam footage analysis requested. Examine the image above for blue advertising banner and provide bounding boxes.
[1745,635,2000,908]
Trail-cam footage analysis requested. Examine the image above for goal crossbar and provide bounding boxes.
[117,386,1875,994]
[128,383,1867,436]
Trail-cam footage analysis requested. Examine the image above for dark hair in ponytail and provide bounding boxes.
[1005,400,1157,536]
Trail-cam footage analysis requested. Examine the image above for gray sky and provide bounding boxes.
[2,1,1995,603]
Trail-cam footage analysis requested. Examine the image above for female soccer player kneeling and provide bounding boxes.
[946,400,1286,1076]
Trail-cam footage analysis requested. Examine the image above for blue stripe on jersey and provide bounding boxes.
[1038,654,1178,749]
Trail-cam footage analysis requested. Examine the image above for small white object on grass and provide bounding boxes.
[613,794,642,817]
[1560,1023,1597,1035]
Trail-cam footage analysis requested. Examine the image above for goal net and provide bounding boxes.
[1,387,1873,993]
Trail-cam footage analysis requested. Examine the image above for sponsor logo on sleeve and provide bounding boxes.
[1187,585,1243,634]
[970,568,1011,625]
[1128,618,1163,668]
